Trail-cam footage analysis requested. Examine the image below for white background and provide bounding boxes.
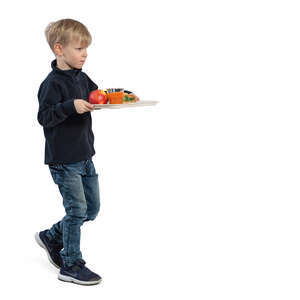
[0,0,300,298]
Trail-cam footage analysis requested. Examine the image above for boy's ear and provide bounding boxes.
[53,42,63,56]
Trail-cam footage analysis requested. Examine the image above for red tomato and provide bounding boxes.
[89,90,108,104]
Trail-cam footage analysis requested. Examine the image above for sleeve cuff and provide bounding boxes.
[61,99,76,115]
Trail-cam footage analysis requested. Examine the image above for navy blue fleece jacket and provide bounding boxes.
[37,59,131,165]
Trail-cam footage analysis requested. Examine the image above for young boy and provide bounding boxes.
[35,18,136,285]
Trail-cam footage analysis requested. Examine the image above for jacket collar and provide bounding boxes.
[51,59,82,78]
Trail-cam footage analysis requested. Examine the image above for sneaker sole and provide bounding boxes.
[58,273,102,285]
[35,232,60,269]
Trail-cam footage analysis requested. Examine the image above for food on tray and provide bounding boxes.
[89,88,140,105]
[106,88,124,104]
[89,90,108,104]
[123,92,139,103]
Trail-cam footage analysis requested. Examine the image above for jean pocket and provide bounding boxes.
[49,163,64,171]
[49,164,65,184]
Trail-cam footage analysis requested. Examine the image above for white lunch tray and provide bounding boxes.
[93,100,159,109]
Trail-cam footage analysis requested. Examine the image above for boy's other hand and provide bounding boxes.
[74,99,95,114]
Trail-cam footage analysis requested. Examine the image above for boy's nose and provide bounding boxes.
[81,50,87,59]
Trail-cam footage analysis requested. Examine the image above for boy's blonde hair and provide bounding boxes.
[45,18,92,54]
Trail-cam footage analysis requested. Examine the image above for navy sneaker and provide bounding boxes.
[35,230,63,269]
[58,259,102,285]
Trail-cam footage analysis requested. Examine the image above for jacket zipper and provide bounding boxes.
[73,75,83,99]
[78,80,83,99]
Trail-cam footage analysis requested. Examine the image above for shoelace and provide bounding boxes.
[48,239,63,253]
[74,259,86,268]
[50,239,63,250]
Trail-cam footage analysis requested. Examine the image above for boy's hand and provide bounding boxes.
[74,99,95,114]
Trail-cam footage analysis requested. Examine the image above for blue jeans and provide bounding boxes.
[47,158,100,267]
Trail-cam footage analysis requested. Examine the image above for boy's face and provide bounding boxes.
[54,40,88,70]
